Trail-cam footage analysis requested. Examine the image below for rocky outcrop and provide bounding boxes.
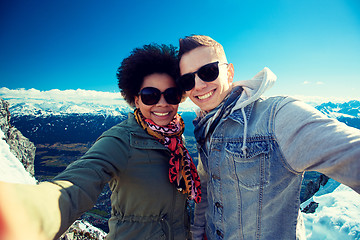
[302,174,329,203]
[0,98,35,176]
[59,220,106,240]
[301,201,319,213]
[301,174,329,213]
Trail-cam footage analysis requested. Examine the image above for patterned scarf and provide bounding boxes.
[194,86,244,145]
[134,108,201,203]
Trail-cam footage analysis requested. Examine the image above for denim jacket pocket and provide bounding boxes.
[225,140,270,189]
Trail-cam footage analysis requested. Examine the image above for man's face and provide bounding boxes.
[179,46,233,112]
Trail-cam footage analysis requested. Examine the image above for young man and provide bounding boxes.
[177,35,360,240]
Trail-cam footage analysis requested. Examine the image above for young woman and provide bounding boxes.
[0,43,201,240]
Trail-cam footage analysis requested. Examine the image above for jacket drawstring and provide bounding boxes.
[160,216,173,240]
[241,107,248,157]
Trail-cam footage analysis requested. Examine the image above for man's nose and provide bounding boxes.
[194,74,207,90]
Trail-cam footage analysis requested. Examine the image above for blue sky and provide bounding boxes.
[1,0,359,101]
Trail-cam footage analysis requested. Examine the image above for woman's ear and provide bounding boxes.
[134,96,140,108]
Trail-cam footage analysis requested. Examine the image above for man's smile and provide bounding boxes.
[196,89,215,100]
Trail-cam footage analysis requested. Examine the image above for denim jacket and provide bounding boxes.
[191,68,360,240]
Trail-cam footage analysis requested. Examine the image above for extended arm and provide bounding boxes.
[274,98,360,193]
[0,135,129,239]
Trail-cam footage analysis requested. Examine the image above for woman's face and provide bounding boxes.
[135,73,179,126]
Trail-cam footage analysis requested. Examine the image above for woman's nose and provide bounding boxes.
[156,94,168,105]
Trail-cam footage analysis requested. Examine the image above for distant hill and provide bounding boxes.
[316,100,360,129]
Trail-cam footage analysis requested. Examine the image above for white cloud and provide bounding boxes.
[302,81,324,86]
[0,87,125,105]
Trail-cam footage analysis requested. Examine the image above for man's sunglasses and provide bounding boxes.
[138,87,182,105]
[176,61,228,91]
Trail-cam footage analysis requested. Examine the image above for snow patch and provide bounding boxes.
[301,179,360,239]
[0,129,37,184]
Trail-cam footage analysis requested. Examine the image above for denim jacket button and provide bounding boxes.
[216,230,224,237]
[215,202,223,208]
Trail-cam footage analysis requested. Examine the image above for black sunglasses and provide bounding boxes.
[138,87,182,105]
[176,61,228,91]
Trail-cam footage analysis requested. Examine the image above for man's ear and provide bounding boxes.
[227,63,234,83]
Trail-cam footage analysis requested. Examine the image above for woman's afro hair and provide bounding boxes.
[116,43,180,107]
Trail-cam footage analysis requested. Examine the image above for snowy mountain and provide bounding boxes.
[8,101,129,118]
[316,100,360,118]
[0,87,196,118]
[3,86,359,127]
[316,100,360,130]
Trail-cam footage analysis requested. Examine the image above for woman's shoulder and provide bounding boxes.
[101,115,135,137]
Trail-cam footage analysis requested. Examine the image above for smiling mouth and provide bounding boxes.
[153,112,170,116]
[197,90,214,100]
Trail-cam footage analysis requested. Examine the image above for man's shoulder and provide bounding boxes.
[229,96,290,120]
[232,96,287,112]
[254,95,291,109]
[258,95,288,103]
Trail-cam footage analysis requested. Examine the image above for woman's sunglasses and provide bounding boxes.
[176,61,228,91]
[138,87,182,105]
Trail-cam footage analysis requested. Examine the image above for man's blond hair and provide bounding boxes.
[178,35,226,60]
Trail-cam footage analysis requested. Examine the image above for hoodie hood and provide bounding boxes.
[230,67,276,114]
[229,67,276,155]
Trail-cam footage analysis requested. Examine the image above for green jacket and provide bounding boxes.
[29,113,190,239]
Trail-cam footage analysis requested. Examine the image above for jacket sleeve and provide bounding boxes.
[5,135,130,240]
[53,135,130,238]
[191,155,209,240]
[274,97,360,193]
